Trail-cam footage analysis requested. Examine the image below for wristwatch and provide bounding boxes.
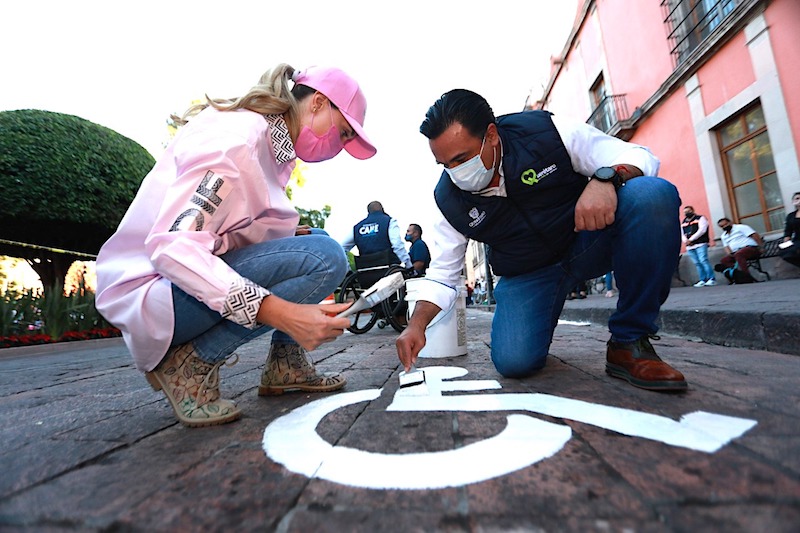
[591,167,624,190]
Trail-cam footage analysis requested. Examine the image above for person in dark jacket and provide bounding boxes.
[780,192,800,268]
[681,205,716,286]
[340,201,412,269]
[397,89,687,392]
[405,223,431,276]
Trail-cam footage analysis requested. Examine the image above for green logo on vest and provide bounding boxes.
[521,169,539,185]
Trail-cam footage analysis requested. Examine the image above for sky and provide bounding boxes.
[1,0,578,245]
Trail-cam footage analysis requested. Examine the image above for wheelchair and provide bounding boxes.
[336,250,411,334]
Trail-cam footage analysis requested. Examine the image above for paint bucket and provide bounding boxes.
[405,278,467,358]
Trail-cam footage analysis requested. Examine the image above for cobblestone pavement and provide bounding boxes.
[1,305,798,532]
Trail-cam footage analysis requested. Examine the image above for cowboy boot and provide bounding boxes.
[145,342,241,427]
[258,342,346,396]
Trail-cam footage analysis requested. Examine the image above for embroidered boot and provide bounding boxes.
[145,342,241,427]
[258,342,346,396]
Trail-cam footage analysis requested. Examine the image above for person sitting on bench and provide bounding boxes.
[714,217,763,284]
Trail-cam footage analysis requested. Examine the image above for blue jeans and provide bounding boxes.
[604,271,614,292]
[490,177,681,378]
[170,232,348,364]
[685,244,714,282]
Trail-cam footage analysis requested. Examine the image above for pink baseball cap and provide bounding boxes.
[293,66,377,160]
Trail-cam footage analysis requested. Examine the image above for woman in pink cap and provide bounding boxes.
[95,64,376,427]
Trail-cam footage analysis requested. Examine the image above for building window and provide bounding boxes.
[717,103,784,233]
[662,0,737,65]
[589,76,613,132]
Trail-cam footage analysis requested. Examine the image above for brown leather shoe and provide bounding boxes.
[606,336,687,391]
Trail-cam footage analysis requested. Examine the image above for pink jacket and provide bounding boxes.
[96,108,299,371]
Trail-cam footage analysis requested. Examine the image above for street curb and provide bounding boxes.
[559,307,800,356]
[0,337,126,359]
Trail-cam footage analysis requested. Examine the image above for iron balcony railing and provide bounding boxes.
[661,0,737,66]
[587,94,629,134]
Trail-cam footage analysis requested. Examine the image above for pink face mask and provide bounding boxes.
[294,103,344,162]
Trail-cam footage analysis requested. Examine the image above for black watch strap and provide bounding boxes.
[591,167,624,190]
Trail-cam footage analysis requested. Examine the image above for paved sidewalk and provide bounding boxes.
[1,305,799,532]
[560,278,800,356]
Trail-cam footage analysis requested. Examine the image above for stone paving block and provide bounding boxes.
[0,437,123,500]
[578,422,798,502]
[657,502,800,533]
[52,402,175,443]
[278,507,472,533]
[463,435,653,522]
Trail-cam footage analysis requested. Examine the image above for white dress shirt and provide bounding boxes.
[721,224,759,252]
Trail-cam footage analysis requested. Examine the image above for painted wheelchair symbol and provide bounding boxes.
[262,366,757,490]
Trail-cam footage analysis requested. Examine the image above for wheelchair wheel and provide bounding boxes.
[380,265,409,333]
[336,271,378,334]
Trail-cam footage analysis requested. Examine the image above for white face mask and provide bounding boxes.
[445,134,495,192]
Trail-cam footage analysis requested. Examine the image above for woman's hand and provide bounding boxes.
[574,179,618,232]
[256,295,352,351]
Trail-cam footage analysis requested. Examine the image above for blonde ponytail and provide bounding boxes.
[170,63,301,136]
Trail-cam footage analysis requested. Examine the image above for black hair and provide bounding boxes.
[420,89,495,140]
[409,223,422,236]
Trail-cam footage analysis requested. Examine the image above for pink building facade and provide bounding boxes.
[534,0,800,281]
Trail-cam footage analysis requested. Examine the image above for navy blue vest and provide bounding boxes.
[353,211,397,259]
[434,111,587,276]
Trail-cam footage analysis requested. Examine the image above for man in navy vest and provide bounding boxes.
[405,223,431,276]
[396,89,687,392]
[340,201,412,269]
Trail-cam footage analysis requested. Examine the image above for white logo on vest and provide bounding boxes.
[468,206,486,228]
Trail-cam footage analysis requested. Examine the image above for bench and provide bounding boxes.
[747,239,783,281]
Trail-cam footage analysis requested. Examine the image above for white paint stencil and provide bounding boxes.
[262,366,757,490]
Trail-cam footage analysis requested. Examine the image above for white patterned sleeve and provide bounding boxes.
[221,277,271,329]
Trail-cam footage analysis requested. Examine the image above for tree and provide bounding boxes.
[297,205,332,228]
[286,160,332,229]
[0,109,155,291]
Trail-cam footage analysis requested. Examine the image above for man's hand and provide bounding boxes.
[295,225,312,236]
[396,324,426,371]
[574,179,618,232]
[257,296,351,352]
[396,300,441,371]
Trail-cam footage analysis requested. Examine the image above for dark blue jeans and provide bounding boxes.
[490,177,681,378]
[170,232,348,363]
